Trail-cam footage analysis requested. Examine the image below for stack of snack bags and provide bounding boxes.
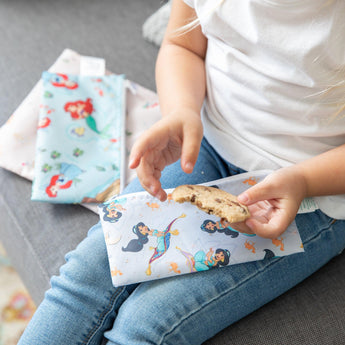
[0,49,162,210]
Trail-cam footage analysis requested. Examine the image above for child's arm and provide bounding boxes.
[129,0,207,201]
[237,144,345,238]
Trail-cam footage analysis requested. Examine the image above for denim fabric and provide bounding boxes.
[18,138,345,345]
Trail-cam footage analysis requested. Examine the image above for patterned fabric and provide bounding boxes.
[0,49,162,211]
[31,72,126,203]
[98,170,304,287]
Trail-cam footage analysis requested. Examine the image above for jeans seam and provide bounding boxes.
[160,221,336,345]
[297,213,337,245]
[82,287,126,345]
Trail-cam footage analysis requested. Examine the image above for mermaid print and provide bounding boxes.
[45,162,83,198]
[64,98,111,138]
[37,116,51,129]
[50,73,78,90]
[31,72,125,204]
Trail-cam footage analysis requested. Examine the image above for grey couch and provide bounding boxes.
[1,1,344,344]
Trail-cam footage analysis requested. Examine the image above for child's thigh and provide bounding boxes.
[105,256,297,345]
[105,213,345,345]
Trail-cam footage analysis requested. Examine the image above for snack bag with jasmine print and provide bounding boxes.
[31,72,126,203]
[98,170,305,287]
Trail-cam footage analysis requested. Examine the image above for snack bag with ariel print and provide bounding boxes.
[31,72,126,204]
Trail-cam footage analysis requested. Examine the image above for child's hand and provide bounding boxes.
[129,109,203,201]
[235,167,308,239]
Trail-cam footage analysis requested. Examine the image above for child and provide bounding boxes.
[18,0,345,344]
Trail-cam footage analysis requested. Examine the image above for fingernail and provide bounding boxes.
[128,158,134,168]
[157,191,167,202]
[238,193,248,203]
[185,162,194,173]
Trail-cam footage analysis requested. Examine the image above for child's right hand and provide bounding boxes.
[236,166,307,239]
[129,108,203,201]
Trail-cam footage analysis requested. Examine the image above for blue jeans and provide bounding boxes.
[18,138,345,345]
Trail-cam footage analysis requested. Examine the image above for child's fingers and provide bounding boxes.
[128,138,146,169]
[129,134,160,170]
[128,154,141,169]
[135,155,167,201]
[181,126,202,173]
[237,178,274,206]
[245,215,291,239]
[136,156,156,190]
[229,221,256,235]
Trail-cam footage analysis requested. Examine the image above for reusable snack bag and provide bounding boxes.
[31,72,126,203]
[99,170,305,287]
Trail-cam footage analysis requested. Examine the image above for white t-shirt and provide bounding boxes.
[183,0,345,219]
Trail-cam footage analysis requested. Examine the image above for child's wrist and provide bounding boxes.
[281,165,309,201]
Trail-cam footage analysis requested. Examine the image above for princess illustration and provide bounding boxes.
[177,247,230,273]
[45,163,83,198]
[50,73,78,90]
[145,215,185,275]
[64,98,110,137]
[37,116,51,129]
[101,200,125,223]
[121,222,151,252]
[121,215,185,275]
[201,219,256,237]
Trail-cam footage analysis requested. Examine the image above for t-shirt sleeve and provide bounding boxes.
[183,0,195,8]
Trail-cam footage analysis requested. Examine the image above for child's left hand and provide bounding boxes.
[234,167,307,239]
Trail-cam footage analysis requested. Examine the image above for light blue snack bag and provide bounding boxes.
[31,72,126,203]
